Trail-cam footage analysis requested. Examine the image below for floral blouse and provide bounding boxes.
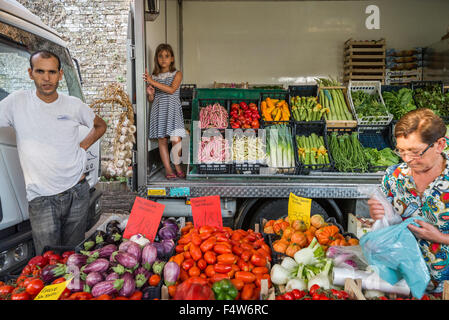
[381,152,449,292]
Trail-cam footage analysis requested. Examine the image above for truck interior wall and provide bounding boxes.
[145,0,449,87]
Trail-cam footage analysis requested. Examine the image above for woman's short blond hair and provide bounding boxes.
[394,108,446,144]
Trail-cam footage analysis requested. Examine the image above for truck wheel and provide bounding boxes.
[247,199,329,230]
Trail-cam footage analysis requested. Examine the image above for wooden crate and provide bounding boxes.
[344,38,386,84]
[318,86,358,129]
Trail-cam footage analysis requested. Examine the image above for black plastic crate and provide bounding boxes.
[263,123,298,175]
[197,98,230,129]
[198,163,231,175]
[381,84,410,93]
[326,126,369,173]
[233,162,262,175]
[294,121,334,175]
[197,128,232,174]
[259,91,291,127]
[358,124,397,172]
[288,85,318,99]
[228,98,261,130]
[180,84,196,101]
[411,80,444,92]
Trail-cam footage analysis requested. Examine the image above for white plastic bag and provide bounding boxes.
[358,186,402,231]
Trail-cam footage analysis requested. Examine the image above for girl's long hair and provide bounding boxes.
[152,43,176,75]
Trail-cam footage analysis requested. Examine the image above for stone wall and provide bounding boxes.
[17,0,132,161]
[97,181,138,214]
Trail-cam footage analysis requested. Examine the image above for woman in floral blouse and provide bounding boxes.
[368,108,449,293]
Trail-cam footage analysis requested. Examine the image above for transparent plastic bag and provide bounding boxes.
[326,245,368,270]
[360,217,431,299]
[358,185,402,231]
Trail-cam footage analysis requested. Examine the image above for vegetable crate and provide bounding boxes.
[197,98,229,129]
[358,124,396,173]
[411,80,444,93]
[326,126,369,173]
[347,81,393,128]
[233,162,264,175]
[317,86,358,129]
[288,85,325,124]
[228,98,261,130]
[343,38,386,84]
[197,128,233,175]
[258,91,292,127]
[180,84,196,101]
[263,123,298,175]
[293,121,334,175]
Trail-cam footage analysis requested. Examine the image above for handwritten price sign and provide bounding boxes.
[190,195,223,229]
[123,197,165,241]
[288,193,312,229]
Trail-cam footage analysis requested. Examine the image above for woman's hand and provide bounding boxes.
[408,220,448,244]
[367,198,385,221]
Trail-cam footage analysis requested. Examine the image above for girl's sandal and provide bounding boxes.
[166,173,177,180]
[176,171,186,179]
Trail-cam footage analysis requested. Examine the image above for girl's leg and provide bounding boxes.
[159,137,175,176]
[171,137,184,175]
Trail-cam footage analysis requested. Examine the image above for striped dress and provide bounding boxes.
[148,71,186,139]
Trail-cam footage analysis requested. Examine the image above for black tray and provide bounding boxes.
[294,121,334,175]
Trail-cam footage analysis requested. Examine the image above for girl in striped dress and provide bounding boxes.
[144,44,186,179]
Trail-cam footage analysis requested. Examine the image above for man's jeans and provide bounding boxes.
[28,178,90,255]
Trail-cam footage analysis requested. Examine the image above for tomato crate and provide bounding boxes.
[228,98,261,130]
[358,124,397,173]
[347,81,393,128]
[259,91,291,127]
[293,121,334,175]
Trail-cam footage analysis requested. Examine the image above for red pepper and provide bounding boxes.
[27,256,48,268]
[62,251,75,259]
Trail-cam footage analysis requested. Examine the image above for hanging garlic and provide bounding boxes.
[128,125,136,134]
[125,169,133,178]
[118,144,126,151]
[118,151,126,160]
[119,135,128,144]
[115,167,124,176]
[121,127,128,135]
[125,158,132,166]
[126,142,134,150]
[122,118,129,127]
[115,159,125,168]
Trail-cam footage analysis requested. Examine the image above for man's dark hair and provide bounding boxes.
[29,50,61,71]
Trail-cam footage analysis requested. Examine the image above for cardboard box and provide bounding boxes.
[347,213,374,239]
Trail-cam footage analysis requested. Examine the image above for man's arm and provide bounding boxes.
[80,115,107,151]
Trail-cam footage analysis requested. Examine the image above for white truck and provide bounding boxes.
[0,0,102,276]
[126,1,449,230]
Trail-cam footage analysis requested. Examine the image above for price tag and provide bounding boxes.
[190,195,223,229]
[34,277,73,300]
[123,196,165,241]
[288,193,312,228]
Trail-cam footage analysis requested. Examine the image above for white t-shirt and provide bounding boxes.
[0,89,95,201]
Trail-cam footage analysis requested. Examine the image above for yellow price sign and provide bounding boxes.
[148,188,166,196]
[34,277,73,300]
[288,193,312,228]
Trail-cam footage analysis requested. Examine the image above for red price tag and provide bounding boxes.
[123,197,165,241]
[190,195,223,229]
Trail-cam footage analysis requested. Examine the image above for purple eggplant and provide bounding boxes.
[163,261,180,287]
[81,258,110,274]
[91,279,124,298]
[134,267,152,288]
[67,278,85,293]
[141,243,157,271]
[118,241,134,252]
[98,244,117,259]
[66,253,87,269]
[153,239,175,258]
[85,271,104,287]
[41,264,67,284]
[124,241,142,263]
[105,272,120,281]
[118,272,136,297]
[112,251,139,269]
[152,260,166,276]
[158,226,177,240]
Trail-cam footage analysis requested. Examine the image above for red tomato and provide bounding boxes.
[283,292,295,300]
[11,291,31,300]
[26,279,44,296]
[129,291,143,300]
[42,250,55,259]
[0,285,15,295]
[309,284,321,296]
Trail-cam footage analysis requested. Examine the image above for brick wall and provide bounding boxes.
[17,0,132,161]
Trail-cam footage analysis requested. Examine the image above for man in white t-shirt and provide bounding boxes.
[0,50,107,255]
